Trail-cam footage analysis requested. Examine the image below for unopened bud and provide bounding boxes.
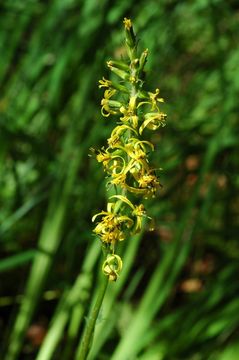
[139,49,148,72]
[107,61,129,80]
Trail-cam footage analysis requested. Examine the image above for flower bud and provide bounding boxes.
[107,61,129,80]
[123,18,136,48]
[139,49,148,73]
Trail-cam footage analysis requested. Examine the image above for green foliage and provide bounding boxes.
[0,0,239,359]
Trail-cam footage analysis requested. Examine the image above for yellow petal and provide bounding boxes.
[110,195,135,210]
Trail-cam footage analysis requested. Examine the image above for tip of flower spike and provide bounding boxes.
[123,18,132,30]
[123,17,136,51]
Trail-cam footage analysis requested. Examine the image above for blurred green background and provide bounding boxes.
[0,0,239,359]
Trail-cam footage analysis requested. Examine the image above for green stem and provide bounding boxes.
[76,274,109,360]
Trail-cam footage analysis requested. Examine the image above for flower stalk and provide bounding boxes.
[78,18,167,359]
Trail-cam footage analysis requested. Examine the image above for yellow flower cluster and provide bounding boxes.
[92,18,166,281]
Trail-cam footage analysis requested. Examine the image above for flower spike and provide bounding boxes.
[92,18,167,281]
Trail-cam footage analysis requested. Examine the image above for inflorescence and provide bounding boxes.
[92,18,166,281]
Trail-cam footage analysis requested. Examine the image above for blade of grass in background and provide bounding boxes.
[4,68,97,360]
[0,250,37,273]
[110,128,228,359]
[35,241,100,360]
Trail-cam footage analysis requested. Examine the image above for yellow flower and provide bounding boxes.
[132,204,146,232]
[100,227,125,244]
[102,254,123,281]
[138,88,164,110]
[117,171,161,198]
[110,195,146,233]
[99,77,112,89]
[99,76,128,93]
[107,133,121,148]
[123,18,132,31]
[149,89,164,108]
[129,75,137,84]
[96,149,111,167]
[124,150,149,177]
[120,95,138,128]
[111,172,126,186]
[109,156,126,175]
[138,172,161,198]
[107,124,137,148]
[101,89,121,117]
[96,150,125,176]
[126,138,154,158]
[139,112,167,135]
[120,106,139,128]
[113,139,154,182]
[92,206,133,244]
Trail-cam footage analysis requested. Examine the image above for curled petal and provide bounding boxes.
[123,183,148,195]
[117,215,134,227]
[101,98,122,117]
[102,254,123,281]
[108,155,126,175]
[139,112,167,135]
[92,211,111,222]
[112,125,137,139]
[134,140,154,152]
[110,195,135,210]
[108,125,137,147]
[138,88,164,111]
[103,89,116,99]
[131,115,138,128]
